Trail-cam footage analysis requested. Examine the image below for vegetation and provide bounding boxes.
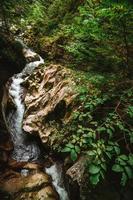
[0,0,133,189]
[61,72,133,186]
[66,0,133,75]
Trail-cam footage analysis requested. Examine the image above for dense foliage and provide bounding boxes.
[66,0,133,75]
[0,0,133,188]
[61,72,133,186]
[0,0,29,32]
[14,0,132,76]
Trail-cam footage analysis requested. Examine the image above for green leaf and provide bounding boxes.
[77,129,84,134]
[107,129,113,138]
[90,173,100,185]
[114,146,120,155]
[75,145,80,153]
[127,106,133,117]
[125,166,133,179]
[61,147,71,153]
[89,164,101,174]
[106,146,113,151]
[87,151,96,156]
[117,123,124,130]
[119,159,127,166]
[119,155,128,161]
[112,164,123,172]
[129,134,133,144]
[100,170,104,179]
[128,154,133,166]
[97,148,102,155]
[121,172,127,186]
[101,163,107,171]
[66,143,74,149]
[97,127,106,132]
[105,151,112,159]
[110,126,115,132]
[70,149,78,161]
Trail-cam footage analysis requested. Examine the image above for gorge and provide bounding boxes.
[0,1,133,199]
[0,39,70,200]
[1,36,133,200]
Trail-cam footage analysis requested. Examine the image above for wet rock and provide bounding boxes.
[8,159,28,169]
[0,169,58,200]
[8,159,43,171]
[24,172,50,191]
[15,186,58,200]
[23,163,43,171]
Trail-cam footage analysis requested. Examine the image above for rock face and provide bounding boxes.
[0,163,58,200]
[23,64,76,146]
[22,64,83,199]
[22,64,86,199]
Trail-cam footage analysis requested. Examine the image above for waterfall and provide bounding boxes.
[6,40,69,199]
[46,163,69,200]
[7,43,44,162]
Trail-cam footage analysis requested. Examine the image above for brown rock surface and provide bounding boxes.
[23,64,76,146]
[66,157,86,186]
[0,166,58,200]
[15,186,58,200]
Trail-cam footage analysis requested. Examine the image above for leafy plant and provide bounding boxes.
[65,0,133,74]
[112,154,133,186]
[60,71,133,186]
[62,143,80,161]
[87,140,107,185]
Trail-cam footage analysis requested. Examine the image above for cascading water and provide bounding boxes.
[6,40,69,199]
[46,163,69,200]
[7,43,44,161]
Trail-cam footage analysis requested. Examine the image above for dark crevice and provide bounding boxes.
[45,100,67,123]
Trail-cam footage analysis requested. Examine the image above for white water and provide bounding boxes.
[7,45,44,161]
[46,164,69,200]
[22,48,44,76]
[7,40,69,199]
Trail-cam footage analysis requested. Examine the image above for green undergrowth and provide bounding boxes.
[57,71,133,186]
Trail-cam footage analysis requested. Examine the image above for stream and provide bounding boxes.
[6,40,69,200]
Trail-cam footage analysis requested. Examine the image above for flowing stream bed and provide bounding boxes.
[6,40,69,200]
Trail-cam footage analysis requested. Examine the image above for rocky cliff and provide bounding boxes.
[23,64,77,147]
[22,63,86,199]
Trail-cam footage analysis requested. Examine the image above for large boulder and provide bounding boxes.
[23,64,77,147]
